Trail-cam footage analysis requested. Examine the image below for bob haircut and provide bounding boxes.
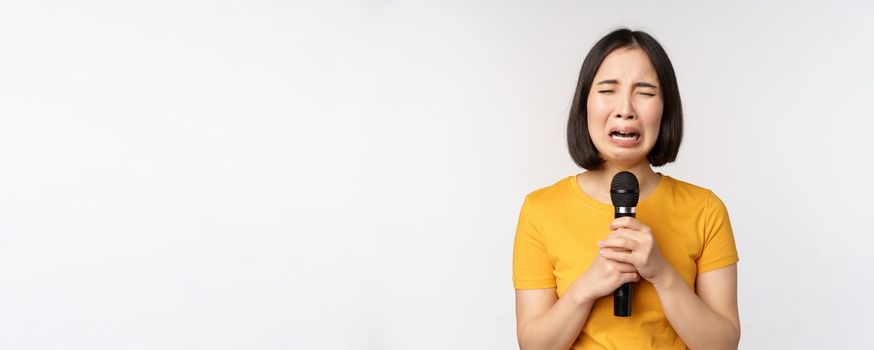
[567,28,683,170]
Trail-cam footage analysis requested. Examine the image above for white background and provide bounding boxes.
[1,1,872,349]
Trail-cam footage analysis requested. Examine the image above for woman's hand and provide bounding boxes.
[598,216,671,284]
[571,251,641,303]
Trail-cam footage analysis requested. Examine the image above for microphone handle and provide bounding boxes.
[614,209,635,317]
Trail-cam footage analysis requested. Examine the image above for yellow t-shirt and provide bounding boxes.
[512,174,739,349]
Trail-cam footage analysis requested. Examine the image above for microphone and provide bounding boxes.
[610,171,640,317]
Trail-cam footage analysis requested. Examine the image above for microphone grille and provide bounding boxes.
[610,171,640,207]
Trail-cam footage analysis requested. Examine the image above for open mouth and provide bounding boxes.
[609,131,640,141]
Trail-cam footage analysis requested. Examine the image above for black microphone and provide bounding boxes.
[610,171,640,317]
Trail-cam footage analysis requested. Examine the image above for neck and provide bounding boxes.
[601,162,658,186]
[585,161,661,200]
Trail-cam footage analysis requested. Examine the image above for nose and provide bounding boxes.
[614,94,636,120]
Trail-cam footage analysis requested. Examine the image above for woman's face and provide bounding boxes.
[586,46,663,167]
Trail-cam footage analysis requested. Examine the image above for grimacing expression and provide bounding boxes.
[586,47,663,166]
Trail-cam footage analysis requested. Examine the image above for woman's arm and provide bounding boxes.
[651,264,740,350]
[515,288,594,350]
[515,253,641,350]
[598,217,740,349]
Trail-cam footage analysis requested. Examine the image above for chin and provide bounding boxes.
[602,151,649,165]
[606,157,647,166]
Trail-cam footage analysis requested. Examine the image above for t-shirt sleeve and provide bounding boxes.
[697,191,740,274]
[512,195,557,289]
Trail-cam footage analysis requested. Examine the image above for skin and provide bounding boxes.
[516,47,740,350]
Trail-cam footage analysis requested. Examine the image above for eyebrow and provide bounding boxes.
[596,79,658,89]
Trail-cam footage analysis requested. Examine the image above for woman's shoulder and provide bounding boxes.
[660,174,725,206]
[525,175,573,198]
[517,175,585,221]
[521,175,579,207]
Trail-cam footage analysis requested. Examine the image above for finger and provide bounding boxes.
[609,216,644,231]
[621,272,641,284]
[598,246,631,253]
[599,247,636,265]
[608,260,638,273]
[604,229,631,240]
[598,236,638,251]
[605,228,642,242]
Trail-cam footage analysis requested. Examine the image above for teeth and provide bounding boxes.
[611,132,639,141]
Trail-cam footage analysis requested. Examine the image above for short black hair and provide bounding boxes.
[567,28,683,170]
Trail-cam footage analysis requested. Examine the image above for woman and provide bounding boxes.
[512,28,740,350]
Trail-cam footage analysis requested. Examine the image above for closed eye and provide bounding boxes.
[598,90,655,96]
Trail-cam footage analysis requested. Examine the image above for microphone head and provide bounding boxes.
[610,171,640,207]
